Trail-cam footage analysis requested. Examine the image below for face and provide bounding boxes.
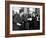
[32,13,35,17]
[20,12,24,17]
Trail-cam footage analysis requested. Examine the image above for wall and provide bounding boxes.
[0,0,46,38]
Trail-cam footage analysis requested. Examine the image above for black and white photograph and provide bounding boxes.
[12,7,40,30]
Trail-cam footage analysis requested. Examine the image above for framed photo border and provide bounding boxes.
[5,1,45,37]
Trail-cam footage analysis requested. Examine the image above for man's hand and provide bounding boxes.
[27,18,32,21]
[17,23,21,26]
